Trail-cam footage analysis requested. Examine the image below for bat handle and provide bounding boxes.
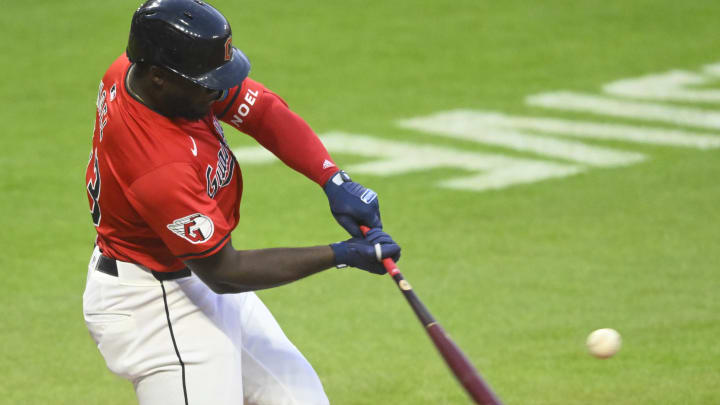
[360,225,400,276]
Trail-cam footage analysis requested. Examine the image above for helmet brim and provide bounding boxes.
[188,47,251,91]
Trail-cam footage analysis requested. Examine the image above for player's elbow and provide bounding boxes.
[202,278,252,294]
[185,243,248,294]
[205,280,235,294]
[187,264,239,294]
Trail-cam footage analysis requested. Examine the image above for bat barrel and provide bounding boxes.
[426,324,503,405]
[359,225,502,404]
[392,272,502,404]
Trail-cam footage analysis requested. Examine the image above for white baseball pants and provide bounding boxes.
[83,246,329,405]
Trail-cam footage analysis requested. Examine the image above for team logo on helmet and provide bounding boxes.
[224,36,232,61]
[167,213,214,244]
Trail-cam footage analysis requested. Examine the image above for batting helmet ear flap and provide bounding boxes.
[126,0,251,91]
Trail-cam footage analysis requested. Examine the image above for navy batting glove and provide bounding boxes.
[324,171,382,238]
[330,228,401,275]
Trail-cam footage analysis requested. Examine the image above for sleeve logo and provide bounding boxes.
[167,213,214,244]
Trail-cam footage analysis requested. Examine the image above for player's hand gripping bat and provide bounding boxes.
[360,225,502,405]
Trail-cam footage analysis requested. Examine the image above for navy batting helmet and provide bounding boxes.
[127,0,250,91]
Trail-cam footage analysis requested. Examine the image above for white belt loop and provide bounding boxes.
[89,246,102,271]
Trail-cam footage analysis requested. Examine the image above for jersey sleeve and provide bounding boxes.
[213,78,338,186]
[126,163,232,260]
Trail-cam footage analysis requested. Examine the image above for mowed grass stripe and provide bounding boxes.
[1,0,719,404]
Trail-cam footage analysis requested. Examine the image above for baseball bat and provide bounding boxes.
[360,226,502,405]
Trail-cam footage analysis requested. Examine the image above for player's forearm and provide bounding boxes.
[252,97,337,185]
[218,82,337,186]
[189,245,336,294]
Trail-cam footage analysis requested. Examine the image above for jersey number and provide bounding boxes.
[87,149,102,226]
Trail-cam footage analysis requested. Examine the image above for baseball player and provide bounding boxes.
[83,1,401,404]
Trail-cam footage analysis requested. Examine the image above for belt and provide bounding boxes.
[96,254,191,281]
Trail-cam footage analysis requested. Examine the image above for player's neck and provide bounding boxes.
[126,64,161,112]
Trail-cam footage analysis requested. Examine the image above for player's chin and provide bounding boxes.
[175,105,211,121]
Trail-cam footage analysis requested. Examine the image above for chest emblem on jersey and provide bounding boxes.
[205,141,235,199]
[167,213,215,244]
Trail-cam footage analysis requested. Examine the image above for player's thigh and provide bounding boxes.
[238,292,329,405]
[157,278,245,404]
[134,359,242,405]
[134,370,187,405]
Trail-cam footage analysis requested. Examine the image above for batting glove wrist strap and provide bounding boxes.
[330,242,350,269]
[324,170,382,238]
[330,228,401,275]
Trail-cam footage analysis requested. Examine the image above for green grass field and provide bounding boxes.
[2,1,719,403]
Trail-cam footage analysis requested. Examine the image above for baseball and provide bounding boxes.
[586,328,621,358]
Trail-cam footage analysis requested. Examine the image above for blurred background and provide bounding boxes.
[1,1,718,403]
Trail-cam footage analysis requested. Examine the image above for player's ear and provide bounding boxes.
[148,65,166,87]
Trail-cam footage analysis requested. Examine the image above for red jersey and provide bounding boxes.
[86,55,337,272]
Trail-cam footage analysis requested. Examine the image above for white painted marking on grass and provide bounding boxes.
[233,132,583,191]
[527,91,720,130]
[235,62,720,193]
[407,110,720,150]
[702,62,720,76]
[603,70,720,103]
[232,145,275,163]
[399,112,645,166]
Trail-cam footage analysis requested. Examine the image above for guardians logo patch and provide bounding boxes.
[167,213,214,244]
